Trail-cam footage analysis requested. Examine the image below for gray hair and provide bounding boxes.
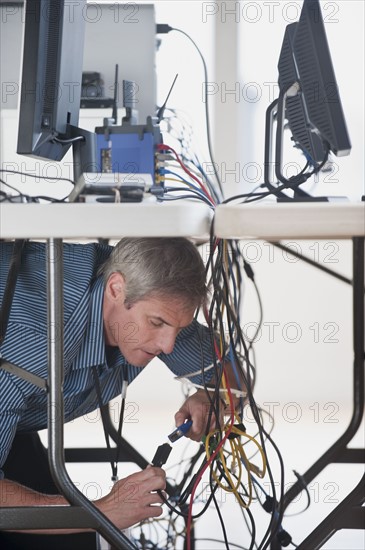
[98,237,207,307]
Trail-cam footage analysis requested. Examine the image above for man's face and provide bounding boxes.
[103,273,196,367]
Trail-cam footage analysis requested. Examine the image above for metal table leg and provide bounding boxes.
[46,238,136,550]
[296,473,365,550]
[271,237,364,549]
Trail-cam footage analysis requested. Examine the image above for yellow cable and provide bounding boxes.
[204,420,267,509]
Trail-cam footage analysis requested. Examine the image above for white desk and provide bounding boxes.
[0,201,213,239]
[214,202,365,240]
[2,200,363,242]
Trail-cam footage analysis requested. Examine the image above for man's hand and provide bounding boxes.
[95,466,166,530]
[174,389,226,441]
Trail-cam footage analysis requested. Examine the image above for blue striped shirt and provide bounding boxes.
[0,241,213,478]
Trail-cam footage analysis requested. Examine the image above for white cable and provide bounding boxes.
[175,376,247,399]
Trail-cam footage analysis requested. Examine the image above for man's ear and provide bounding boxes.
[105,272,126,302]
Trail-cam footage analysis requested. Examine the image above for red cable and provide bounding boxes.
[186,343,235,550]
[157,143,216,205]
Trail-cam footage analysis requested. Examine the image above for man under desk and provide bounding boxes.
[0,237,242,549]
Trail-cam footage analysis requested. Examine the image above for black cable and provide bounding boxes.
[113,367,128,474]
[0,168,76,187]
[157,24,223,199]
[194,323,224,439]
[282,470,311,516]
[207,222,285,550]
[211,244,247,374]
[157,193,214,208]
[221,190,271,205]
[203,231,270,549]
[215,461,257,550]
[0,178,68,203]
[144,216,283,547]
[156,476,220,520]
[162,186,215,208]
[209,466,230,550]
[52,134,85,145]
[207,231,254,393]
[220,145,330,205]
[258,427,286,550]
[92,366,127,482]
[271,241,353,286]
[0,178,27,197]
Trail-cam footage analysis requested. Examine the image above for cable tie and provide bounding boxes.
[227,423,246,439]
[243,261,255,280]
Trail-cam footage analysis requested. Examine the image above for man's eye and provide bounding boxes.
[150,320,163,328]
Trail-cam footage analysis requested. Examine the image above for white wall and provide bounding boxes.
[235,0,364,201]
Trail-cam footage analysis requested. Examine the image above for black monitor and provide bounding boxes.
[265,0,351,194]
[16,0,95,175]
[277,21,327,170]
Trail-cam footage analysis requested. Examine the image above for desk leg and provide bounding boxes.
[295,473,365,550]
[46,238,135,550]
[271,237,364,549]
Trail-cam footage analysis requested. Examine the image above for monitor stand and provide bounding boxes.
[264,90,336,203]
[276,188,329,202]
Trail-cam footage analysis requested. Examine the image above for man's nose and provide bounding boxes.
[158,329,177,355]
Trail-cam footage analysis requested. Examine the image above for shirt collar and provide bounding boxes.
[71,276,127,372]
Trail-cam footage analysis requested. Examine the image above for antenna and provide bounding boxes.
[156,73,178,122]
[103,64,119,127]
[112,64,119,124]
[122,80,139,125]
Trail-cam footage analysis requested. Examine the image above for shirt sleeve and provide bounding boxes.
[158,319,215,386]
[0,370,27,479]
[0,241,104,378]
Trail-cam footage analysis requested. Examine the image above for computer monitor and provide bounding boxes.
[16,0,94,170]
[277,21,327,170]
[265,0,351,193]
